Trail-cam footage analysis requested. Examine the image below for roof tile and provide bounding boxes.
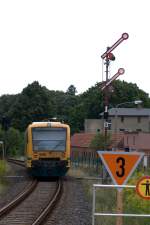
[71,133,95,147]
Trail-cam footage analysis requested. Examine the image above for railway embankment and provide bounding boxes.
[0,160,30,209]
[44,176,92,225]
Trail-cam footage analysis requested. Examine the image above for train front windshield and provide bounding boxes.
[32,127,67,151]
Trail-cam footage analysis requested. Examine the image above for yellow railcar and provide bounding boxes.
[25,121,70,177]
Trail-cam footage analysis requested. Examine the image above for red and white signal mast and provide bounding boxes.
[101,33,129,143]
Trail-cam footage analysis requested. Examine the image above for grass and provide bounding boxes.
[67,166,89,178]
[0,160,9,194]
[0,160,8,176]
[68,163,102,178]
[69,165,150,225]
[68,164,110,179]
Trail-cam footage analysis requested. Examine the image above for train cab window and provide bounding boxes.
[32,127,67,151]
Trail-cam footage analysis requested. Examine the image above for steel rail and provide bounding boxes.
[7,158,25,167]
[0,179,38,217]
[32,179,63,225]
[1,159,63,225]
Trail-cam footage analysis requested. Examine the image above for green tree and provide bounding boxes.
[66,85,77,95]
[0,126,24,157]
[79,83,103,118]
[6,127,24,156]
[9,81,54,130]
[0,79,150,136]
[90,132,112,150]
[111,80,150,107]
[68,103,87,133]
[0,94,17,116]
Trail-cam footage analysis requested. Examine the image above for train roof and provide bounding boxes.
[27,121,69,129]
[32,122,61,125]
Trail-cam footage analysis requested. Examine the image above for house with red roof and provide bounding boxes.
[70,132,125,167]
[71,132,124,152]
[71,133,95,150]
[71,133,97,162]
[71,131,150,168]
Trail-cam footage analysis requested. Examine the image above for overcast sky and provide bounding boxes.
[0,0,150,96]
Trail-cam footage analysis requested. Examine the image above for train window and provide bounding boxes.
[32,127,67,151]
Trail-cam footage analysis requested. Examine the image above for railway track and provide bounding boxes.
[7,158,25,167]
[0,179,38,217]
[0,159,63,225]
[1,159,92,225]
[0,179,62,225]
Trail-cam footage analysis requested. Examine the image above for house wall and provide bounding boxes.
[111,116,150,132]
[84,119,103,133]
[85,117,150,133]
[123,133,150,153]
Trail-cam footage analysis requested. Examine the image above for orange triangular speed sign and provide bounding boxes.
[97,151,144,185]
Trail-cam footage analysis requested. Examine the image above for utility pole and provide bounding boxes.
[101,33,129,148]
[103,48,110,145]
[101,33,129,225]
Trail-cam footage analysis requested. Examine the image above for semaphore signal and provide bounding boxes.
[101,33,129,59]
[100,33,129,142]
[101,68,125,91]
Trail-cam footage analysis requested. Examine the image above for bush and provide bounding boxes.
[90,132,112,150]
[0,160,7,177]
[123,170,150,224]
[0,126,24,157]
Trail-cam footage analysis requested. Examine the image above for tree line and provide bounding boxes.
[0,80,150,156]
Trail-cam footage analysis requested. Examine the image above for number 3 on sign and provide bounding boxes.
[116,157,125,178]
[97,151,144,185]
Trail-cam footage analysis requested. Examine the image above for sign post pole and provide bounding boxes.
[116,190,123,225]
